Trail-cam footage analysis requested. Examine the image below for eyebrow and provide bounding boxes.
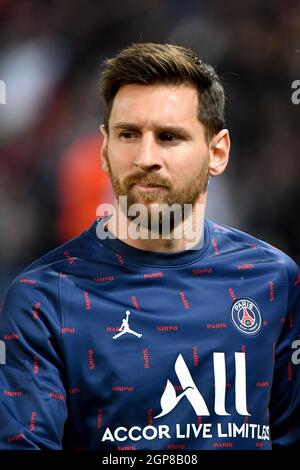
[112,122,192,138]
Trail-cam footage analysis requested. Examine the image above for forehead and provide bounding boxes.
[109,83,199,128]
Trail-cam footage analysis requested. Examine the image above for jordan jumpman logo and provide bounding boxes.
[113,310,142,340]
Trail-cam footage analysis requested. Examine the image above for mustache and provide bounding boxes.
[124,173,172,189]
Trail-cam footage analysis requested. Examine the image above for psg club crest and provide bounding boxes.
[231,298,262,335]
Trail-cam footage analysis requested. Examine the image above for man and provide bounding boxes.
[0,43,299,450]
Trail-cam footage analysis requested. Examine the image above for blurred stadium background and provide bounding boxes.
[0,0,299,298]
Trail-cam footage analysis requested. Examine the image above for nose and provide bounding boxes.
[133,133,163,172]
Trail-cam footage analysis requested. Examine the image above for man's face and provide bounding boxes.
[101,83,210,229]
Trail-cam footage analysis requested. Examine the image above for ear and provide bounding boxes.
[208,129,230,177]
[100,124,109,173]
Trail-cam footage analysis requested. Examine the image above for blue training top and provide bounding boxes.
[0,217,299,450]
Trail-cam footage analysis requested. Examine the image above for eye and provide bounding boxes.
[119,131,134,139]
[159,133,177,142]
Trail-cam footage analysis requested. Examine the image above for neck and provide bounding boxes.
[106,195,207,253]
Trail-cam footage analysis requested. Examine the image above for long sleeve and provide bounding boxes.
[0,269,68,449]
[269,258,300,448]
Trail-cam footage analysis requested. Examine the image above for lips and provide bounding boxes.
[133,183,167,190]
[135,184,164,188]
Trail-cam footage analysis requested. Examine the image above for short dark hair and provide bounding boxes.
[99,42,225,142]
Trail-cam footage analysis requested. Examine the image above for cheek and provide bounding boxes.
[107,144,129,175]
[170,153,205,178]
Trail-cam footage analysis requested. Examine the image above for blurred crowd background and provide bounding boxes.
[0,0,300,298]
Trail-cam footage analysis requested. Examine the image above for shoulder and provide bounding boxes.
[2,223,101,307]
[207,219,300,282]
